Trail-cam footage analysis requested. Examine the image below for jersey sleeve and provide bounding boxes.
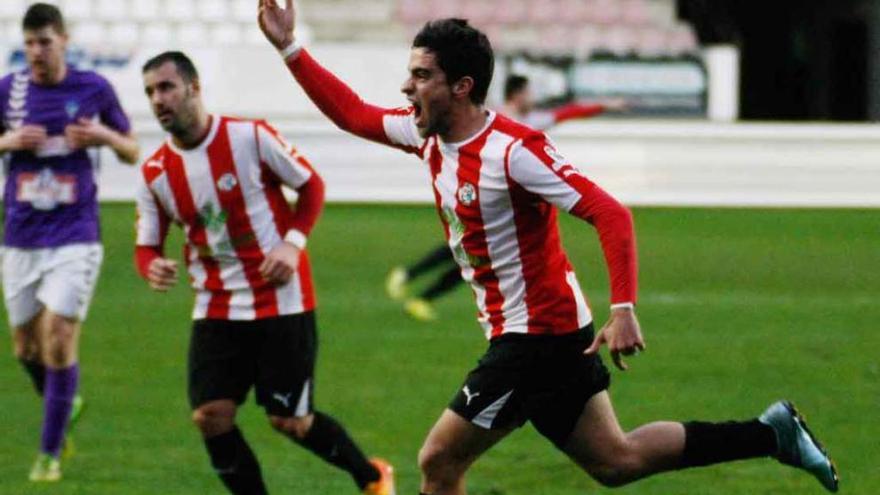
[134,170,171,278]
[508,134,637,304]
[255,121,314,189]
[255,121,324,239]
[285,49,425,156]
[97,78,132,134]
[134,172,170,248]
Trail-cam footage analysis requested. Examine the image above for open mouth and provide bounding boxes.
[411,101,424,126]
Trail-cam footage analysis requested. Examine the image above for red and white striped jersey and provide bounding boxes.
[135,115,320,320]
[286,50,637,341]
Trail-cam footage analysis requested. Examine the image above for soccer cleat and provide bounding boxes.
[759,400,839,492]
[404,298,436,321]
[385,267,409,301]
[28,453,61,482]
[62,394,86,459]
[363,458,396,495]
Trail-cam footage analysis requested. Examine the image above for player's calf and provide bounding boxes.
[268,414,314,440]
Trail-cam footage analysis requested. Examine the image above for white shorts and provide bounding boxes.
[2,243,104,327]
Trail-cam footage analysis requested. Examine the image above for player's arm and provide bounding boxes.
[255,122,325,285]
[508,134,642,370]
[0,125,48,152]
[134,174,177,292]
[551,102,606,124]
[258,0,422,152]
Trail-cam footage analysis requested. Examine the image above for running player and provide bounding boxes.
[386,74,626,322]
[135,51,394,495]
[259,2,838,494]
[0,3,139,481]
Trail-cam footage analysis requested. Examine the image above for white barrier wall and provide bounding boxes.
[3,43,880,207]
[98,117,880,207]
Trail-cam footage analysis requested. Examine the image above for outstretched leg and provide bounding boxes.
[561,391,836,491]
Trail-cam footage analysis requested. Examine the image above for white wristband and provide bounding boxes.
[278,40,302,61]
[610,302,635,311]
[283,229,307,249]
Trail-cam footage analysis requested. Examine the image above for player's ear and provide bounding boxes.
[452,77,474,101]
[191,77,202,94]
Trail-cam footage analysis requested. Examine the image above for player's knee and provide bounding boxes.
[13,327,39,360]
[192,403,236,437]
[43,316,77,366]
[418,441,463,481]
[269,415,313,440]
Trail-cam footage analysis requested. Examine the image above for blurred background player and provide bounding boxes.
[135,51,394,495]
[0,2,138,482]
[259,3,838,494]
[385,74,625,322]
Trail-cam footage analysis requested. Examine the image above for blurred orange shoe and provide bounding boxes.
[363,458,396,495]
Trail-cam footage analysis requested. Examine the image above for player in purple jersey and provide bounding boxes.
[0,3,138,482]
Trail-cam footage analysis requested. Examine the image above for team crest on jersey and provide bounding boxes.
[457,182,477,206]
[216,173,238,192]
[65,101,80,120]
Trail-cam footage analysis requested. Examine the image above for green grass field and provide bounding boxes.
[0,204,876,494]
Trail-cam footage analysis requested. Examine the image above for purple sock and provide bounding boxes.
[40,364,79,457]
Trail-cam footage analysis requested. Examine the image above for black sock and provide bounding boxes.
[680,419,778,468]
[204,427,267,495]
[421,266,463,300]
[407,245,454,278]
[294,411,380,490]
[19,358,46,396]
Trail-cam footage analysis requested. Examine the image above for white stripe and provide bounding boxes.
[294,378,311,417]
[472,390,514,429]
[565,271,593,328]
[478,131,529,334]
[382,111,422,149]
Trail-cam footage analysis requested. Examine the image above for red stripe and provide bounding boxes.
[455,132,507,338]
[494,117,584,335]
[164,148,231,318]
[255,122,314,311]
[207,119,278,319]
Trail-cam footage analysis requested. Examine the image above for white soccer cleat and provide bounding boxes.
[385,267,409,301]
[29,453,61,482]
[759,400,839,492]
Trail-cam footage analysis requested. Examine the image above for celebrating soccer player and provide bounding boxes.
[258,1,839,493]
[386,74,626,322]
[0,3,139,482]
[135,51,395,495]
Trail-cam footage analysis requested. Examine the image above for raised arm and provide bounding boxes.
[257,0,423,153]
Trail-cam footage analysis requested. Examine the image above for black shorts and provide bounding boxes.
[188,312,317,417]
[449,324,610,449]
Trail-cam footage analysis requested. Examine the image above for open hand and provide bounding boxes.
[258,0,296,50]
[584,308,645,371]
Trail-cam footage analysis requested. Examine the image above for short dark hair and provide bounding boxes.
[142,51,200,83]
[23,3,66,35]
[412,18,494,105]
[504,74,529,101]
